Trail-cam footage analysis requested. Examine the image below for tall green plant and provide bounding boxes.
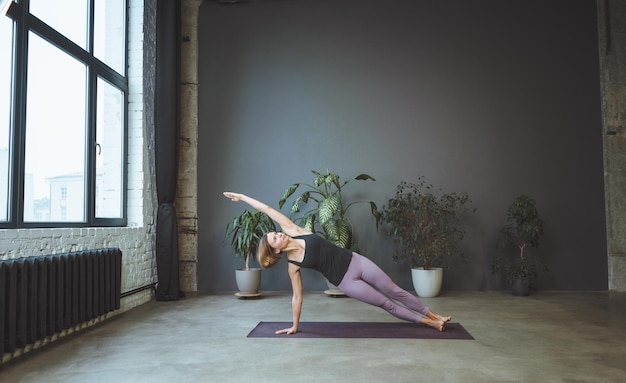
[278,170,381,250]
[225,210,277,270]
[382,177,474,270]
[491,195,547,283]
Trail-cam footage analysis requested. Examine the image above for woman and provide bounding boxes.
[223,191,451,334]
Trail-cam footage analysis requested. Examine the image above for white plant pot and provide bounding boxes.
[411,267,443,298]
[235,268,262,294]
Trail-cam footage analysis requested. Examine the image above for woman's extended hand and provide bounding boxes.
[223,192,242,201]
[275,327,298,335]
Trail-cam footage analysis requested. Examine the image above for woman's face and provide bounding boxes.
[266,231,288,253]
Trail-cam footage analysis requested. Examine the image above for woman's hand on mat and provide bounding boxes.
[275,326,298,335]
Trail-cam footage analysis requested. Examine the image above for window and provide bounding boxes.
[25,32,87,222]
[0,14,12,222]
[95,77,124,219]
[94,0,125,74]
[1,0,127,228]
[29,0,88,50]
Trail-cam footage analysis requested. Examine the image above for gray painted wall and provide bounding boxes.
[197,0,607,293]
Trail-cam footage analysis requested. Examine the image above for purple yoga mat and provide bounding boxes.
[247,321,474,339]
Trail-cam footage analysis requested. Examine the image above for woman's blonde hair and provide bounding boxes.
[256,233,282,269]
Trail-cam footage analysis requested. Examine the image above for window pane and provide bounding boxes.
[96,77,123,219]
[94,0,126,74]
[24,33,86,222]
[29,0,88,49]
[0,16,12,222]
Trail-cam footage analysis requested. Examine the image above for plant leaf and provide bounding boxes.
[318,195,340,225]
[279,183,300,209]
[303,214,316,232]
[355,173,376,182]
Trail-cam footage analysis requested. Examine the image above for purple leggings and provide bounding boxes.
[337,253,430,323]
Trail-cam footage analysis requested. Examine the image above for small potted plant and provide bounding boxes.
[278,170,382,294]
[224,209,276,297]
[382,177,474,297]
[491,195,547,296]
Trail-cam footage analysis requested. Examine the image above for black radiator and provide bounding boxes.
[0,248,122,356]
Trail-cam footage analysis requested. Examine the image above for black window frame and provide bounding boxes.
[2,0,128,229]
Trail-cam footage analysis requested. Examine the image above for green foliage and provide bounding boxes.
[278,170,381,250]
[491,253,546,284]
[382,177,474,270]
[224,210,277,270]
[491,195,547,283]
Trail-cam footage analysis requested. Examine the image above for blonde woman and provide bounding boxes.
[223,192,451,334]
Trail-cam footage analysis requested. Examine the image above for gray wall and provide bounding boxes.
[197,0,607,293]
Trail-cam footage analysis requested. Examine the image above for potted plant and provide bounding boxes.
[491,195,547,296]
[224,209,277,297]
[382,177,474,297]
[278,170,382,294]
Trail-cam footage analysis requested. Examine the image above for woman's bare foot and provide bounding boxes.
[421,318,446,332]
[427,310,451,323]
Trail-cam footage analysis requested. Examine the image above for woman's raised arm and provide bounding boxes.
[223,192,308,237]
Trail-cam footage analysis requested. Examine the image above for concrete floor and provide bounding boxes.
[1,291,625,383]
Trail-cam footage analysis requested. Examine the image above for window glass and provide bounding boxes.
[3,1,127,228]
[96,77,123,219]
[29,0,88,50]
[94,0,126,74]
[24,32,86,222]
[0,16,13,222]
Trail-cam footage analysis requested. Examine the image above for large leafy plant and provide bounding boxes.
[278,170,381,250]
[382,177,474,270]
[491,195,547,283]
[225,210,277,270]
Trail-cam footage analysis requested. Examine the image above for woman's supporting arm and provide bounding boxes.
[275,263,303,335]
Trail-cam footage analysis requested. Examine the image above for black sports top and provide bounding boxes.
[288,234,353,286]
